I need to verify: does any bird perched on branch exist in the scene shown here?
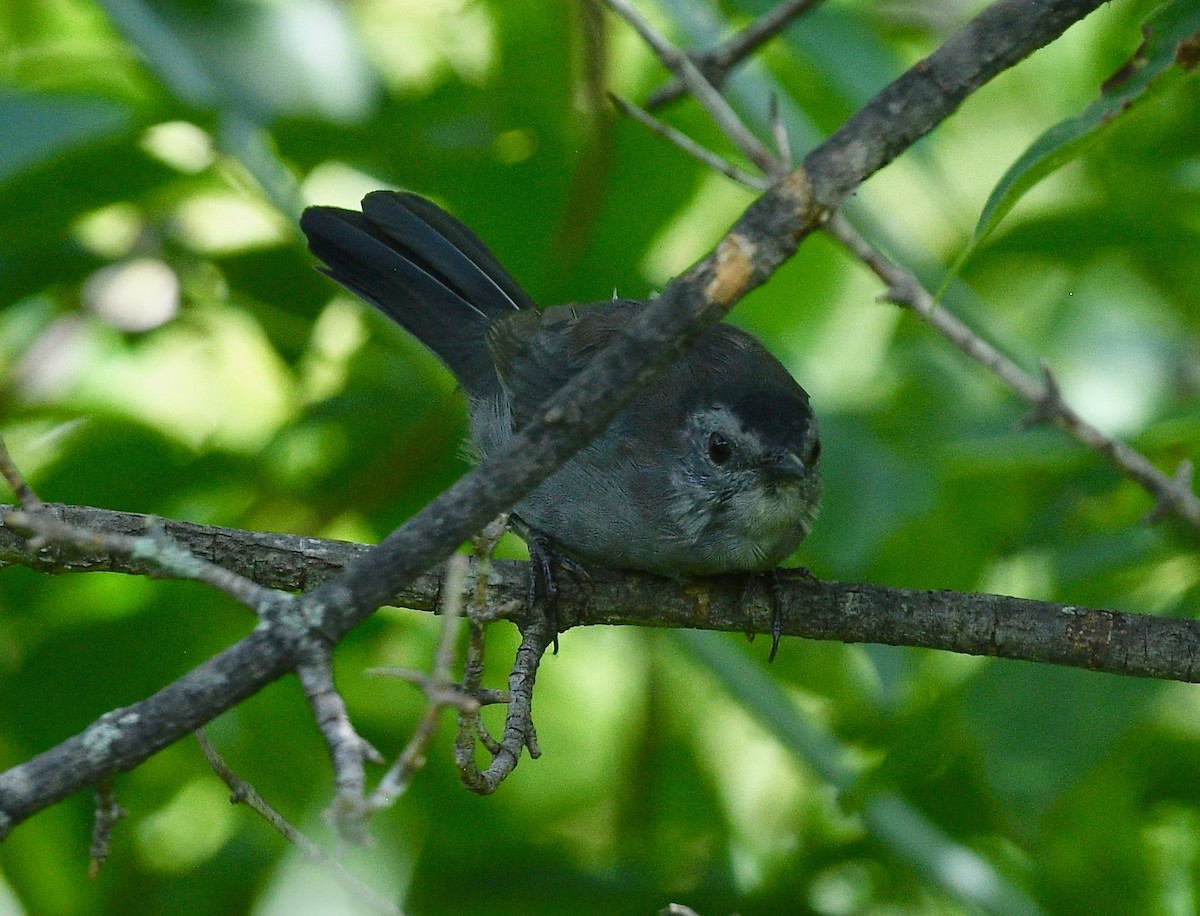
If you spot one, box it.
[300,191,821,657]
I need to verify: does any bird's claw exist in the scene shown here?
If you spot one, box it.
[742,568,811,663]
[525,532,588,654]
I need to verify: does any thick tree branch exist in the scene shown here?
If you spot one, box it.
[3,505,1197,684]
[3,505,280,610]
[0,503,368,590]
[804,0,1107,206]
[0,0,1111,837]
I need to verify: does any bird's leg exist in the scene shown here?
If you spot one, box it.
[768,571,784,663]
[742,567,818,662]
[523,529,589,655]
[526,532,560,654]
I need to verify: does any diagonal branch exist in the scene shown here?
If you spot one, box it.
[602,0,782,175]
[0,438,43,511]
[804,0,1106,206]
[608,92,769,189]
[196,732,403,916]
[646,0,826,109]
[825,213,1200,529]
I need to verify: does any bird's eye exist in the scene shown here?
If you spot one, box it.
[809,440,822,467]
[707,432,732,465]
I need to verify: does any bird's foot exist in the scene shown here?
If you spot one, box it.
[525,532,589,655]
[742,567,817,662]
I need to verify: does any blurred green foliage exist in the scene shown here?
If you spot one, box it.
[1,0,1199,913]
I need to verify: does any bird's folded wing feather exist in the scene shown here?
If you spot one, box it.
[486,300,640,429]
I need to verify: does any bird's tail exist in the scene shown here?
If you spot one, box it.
[300,191,533,396]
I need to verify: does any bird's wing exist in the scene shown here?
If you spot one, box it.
[486,300,638,429]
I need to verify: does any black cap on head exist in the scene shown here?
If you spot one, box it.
[724,384,815,452]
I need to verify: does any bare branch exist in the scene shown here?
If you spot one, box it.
[1146,460,1196,525]
[768,93,793,168]
[456,624,505,768]
[11,503,1200,682]
[0,503,370,586]
[454,517,546,793]
[609,92,769,189]
[804,0,1108,206]
[296,640,383,843]
[365,668,487,711]
[825,213,1200,530]
[0,437,43,511]
[459,620,549,795]
[7,499,1200,839]
[647,0,826,109]
[196,732,403,916]
[365,553,470,812]
[601,0,782,176]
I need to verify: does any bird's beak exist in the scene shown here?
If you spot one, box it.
[764,452,808,483]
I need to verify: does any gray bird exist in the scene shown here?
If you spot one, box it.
[300,192,821,652]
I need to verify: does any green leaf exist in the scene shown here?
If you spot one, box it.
[676,631,1046,915]
[967,0,1200,259]
[97,0,379,122]
[0,92,130,187]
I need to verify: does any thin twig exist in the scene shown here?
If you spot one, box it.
[297,640,383,843]
[460,621,550,795]
[602,0,782,177]
[88,779,126,878]
[768,93,793,168]
[456,514,548,793]
[824,212,1200,529]
[366,554,470,812]
[647,0,826,109]
[196,731,403,916]
[0,438,44,510]
[711,0,824,71]
[610,93,769,190]
[1145,460,1195,525]
[365,668,493,710]
[456,518,512,786]
[456,622,504,766]
[466,515,515,759]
